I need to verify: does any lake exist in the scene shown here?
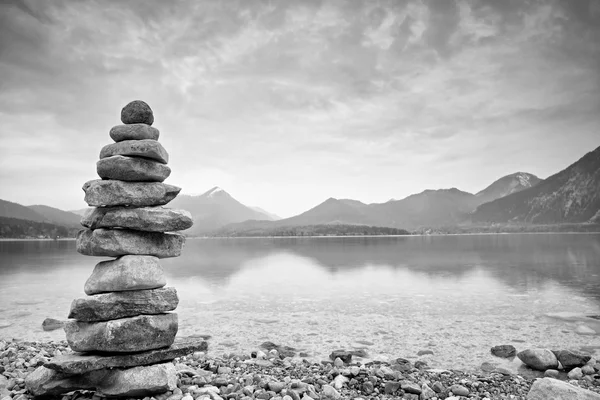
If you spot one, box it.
[1,234,600,374]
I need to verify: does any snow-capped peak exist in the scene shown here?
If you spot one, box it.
[203,186,226,197]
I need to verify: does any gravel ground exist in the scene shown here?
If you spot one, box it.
[1,339,600,400]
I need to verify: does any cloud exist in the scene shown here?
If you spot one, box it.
[0,0,599,216]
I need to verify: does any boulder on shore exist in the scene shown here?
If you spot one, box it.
[517,349,558,371]
[83,180,180,207]
[100,140,168,164]
[527,377,600,399]
[65,313,178,353]
[76,229,185,258]
[554,349,592,370]
[97,155,171,182]
[110,124,159,142]
[85,255,166,295]
[81,206,193,232]
[69,287,179,321]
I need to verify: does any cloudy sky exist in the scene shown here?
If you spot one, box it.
[1,0,599,217]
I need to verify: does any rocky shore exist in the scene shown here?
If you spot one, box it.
[2,338,600,400]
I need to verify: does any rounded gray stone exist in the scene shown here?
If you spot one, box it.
[121,100,154,125]
[110,124,159,142]
[517,349,558,371]
[85,255,166,295]
[97,155,171,182]
[65,313,178,353]
[81,206,193,232]
[100,140,169,164]
[76,228,185,258]
[83,180,180,207]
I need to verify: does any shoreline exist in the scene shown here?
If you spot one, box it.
[2,338,600,400]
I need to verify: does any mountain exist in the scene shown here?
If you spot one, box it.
[250,206,281,221]
[475,172,542,205]
[70,208,92,217]
[471,146,600,224]
[0,199,47,222]
[168,187,276,235]
[28,205,81,227]
[281,198,372,226]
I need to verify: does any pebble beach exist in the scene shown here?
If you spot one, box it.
[2,337,600,400]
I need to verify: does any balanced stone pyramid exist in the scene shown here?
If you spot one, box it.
[25,101,206,397]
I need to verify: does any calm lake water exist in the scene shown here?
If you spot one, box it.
[1,234,600,373]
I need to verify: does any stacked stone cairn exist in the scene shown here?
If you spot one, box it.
[25,101,207,397]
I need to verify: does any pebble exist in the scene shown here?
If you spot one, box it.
[568,367,584,380]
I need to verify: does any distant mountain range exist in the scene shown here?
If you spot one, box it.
[0,199,81,238]
[1,145,598,237]
[471,146,600,224]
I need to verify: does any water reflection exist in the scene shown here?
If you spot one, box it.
[1,234,600,371]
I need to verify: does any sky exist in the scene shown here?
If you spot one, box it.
[1,0,599,218]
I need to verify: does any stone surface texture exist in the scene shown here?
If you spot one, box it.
[527,377,600,399]
[65,313,178,353]
[76,228,185,258]
[25,363,176,398]
[100,140,169,164]
[45,339,208,374]
[491,345,517,358]
[517,349,559,371]
[84,255,166,295]
[97,155,171,182]
[81,206,193,232]
[83,179,180,207]
[121,100,154,125]
[110,124,159,142]
[69,287,178,321]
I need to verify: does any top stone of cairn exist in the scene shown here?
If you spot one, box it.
[121,100,154,125]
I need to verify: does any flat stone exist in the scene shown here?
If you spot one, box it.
[121,100,154,125]
[77,229,185,258]
[25,363,176,398]
[85,255,166,295]
[527,377,600,399]
[45,338,208,374]
[517,349,558,371]
[97,155,171,182]
[110,124,159,142]
[81,206,193,232]
[42,318,65,331]
[555,350,592,369]
[69,287,178,321]
[65,313,178,353]
[491,344,517,358]
[83,180,180,207]
[100,140,168,164]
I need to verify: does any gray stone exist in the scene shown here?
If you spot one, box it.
[555,350,592,369]
[83,179,179,207]
[96,362,177,397]
[46,338,207,374]
[25,363,176,398]
[450,384,469,396]
[121,100,154,125]
[401,382,422,395]
[97,155,171,182]
[69,287,178,321]
[544,369,560,378]
[517,349,559,371]
[25,366,103,397]
[77,228,185,258]
[421,383,436,399]
[491,344,517,358]
[100,140,169,164]
[110,124,159,142]
[527,377,600,399]
[42,318,65,331]
[65,313,178,353]
[81,206,193,232]
[85,255,165,295]
[568,367,584,380]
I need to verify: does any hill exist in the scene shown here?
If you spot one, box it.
[475,172,542,205]
[28,205,81,227]
[0,199,46,222]
[471,146,600,224]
